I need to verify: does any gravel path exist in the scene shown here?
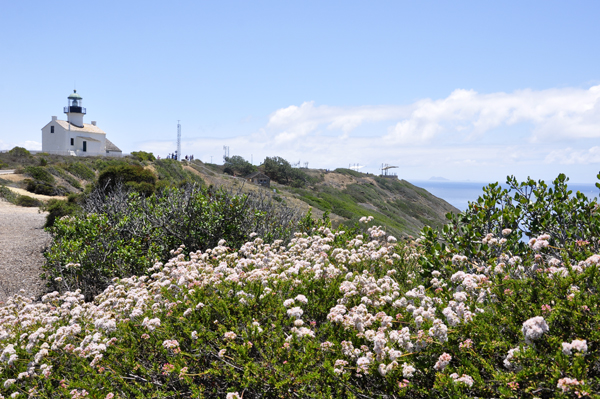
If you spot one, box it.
[0,200,50,303]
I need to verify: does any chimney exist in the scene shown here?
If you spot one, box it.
[91,121,97,126]
[52,116,57,121]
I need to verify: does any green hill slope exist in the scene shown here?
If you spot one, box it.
[0,149,458,237]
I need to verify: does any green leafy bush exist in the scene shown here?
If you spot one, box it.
[8,146,30,157]
[14,194,41,207]
[131,151,157,162]
[97,164,157,195]
[223,155,256,176]
[44,184,304,300]
[263,156,309,188]
[67,162,96,181]
[42,194,82,227]
[419,173,600,276]
[0,185,18,203]
[24,179,60,196]
[24,165,55,184]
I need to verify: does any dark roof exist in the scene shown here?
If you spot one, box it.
[245,171,269,180]
[105,138,122,152]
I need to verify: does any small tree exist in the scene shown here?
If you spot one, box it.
[262,156,308,187]
[223,155,256,176]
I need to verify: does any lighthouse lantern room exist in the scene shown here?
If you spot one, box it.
[64,90,86,127]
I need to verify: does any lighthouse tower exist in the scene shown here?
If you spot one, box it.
[64,90,86,127]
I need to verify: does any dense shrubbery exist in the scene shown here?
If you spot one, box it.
[7,146,30,157]
[131,151,156,162]
[223,155,256,177]
[263,156,311,188]
[42,194,82,228]
[44,184,304,300]
[24,166,55,184]
[97,164,157,196]
[3,174,600,397]
[66,162,96,181]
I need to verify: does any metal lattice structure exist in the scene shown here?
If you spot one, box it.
[177,121,181,161]
[380,163,398,176]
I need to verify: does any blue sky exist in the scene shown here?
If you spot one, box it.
[2,1,600,183]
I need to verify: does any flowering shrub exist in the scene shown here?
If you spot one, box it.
[44,184,306,300]
[3,175,600,397]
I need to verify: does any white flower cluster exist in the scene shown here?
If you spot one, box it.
[561,339,587,355]
[450,373,474,387]
[503,347,520,369]
[433,352,452,371]
[528,234,550,251]
[557,377,582,393]
[522,316,549,344]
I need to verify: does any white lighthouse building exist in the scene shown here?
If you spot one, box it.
[41,90,122,157]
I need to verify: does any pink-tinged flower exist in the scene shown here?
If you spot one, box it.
[582,305,590,312]
[141,333,150,340]
[105,394,115,399]
[433,353,451,371]
[398,379,410,389]
[459,339,473,350]
[226,393,242,399]
[162,363,175,375]
[504,289,513,296]
[223,331,237,340]
[179,366,188,380]
[557,377,581,393]
[541,304,552,314]
[508,381,519,391]
[451,373,474,387]
[162,340,180,349]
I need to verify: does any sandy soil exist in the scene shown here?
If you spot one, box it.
[0,200,50,303]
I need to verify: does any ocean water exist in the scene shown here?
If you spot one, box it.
[412,180,599,212]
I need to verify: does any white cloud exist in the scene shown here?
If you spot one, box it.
[263,86,600,145]
[139,85,600,182]
[545,147,600,165]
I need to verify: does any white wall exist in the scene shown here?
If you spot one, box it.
[41,120,69,153]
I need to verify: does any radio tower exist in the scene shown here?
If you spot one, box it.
[177,120,181,161]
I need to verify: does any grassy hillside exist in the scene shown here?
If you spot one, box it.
[0,149,457,237]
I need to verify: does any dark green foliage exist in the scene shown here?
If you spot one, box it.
[0,186,17,203]
[131,151,156,162]
[39,158,48,166]
[0,161,7,169]
[47,166,82,190]
[419,173,600,274]
[8,146,30,157]
[15,194,41,207]
[24,179,62,196]
[262,156,308,187]
[24,166,55,184]
[44,184,304,300]
[223,155,256,176]
[42,194,82,228]
[97,164,157,195]
[66,162,96,181]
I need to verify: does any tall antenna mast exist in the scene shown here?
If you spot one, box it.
[177,120,181,161]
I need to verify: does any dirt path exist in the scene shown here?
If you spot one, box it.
[0,200,50,303]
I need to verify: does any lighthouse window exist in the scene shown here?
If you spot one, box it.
[70,138,74,146]
[50,126,54,133]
